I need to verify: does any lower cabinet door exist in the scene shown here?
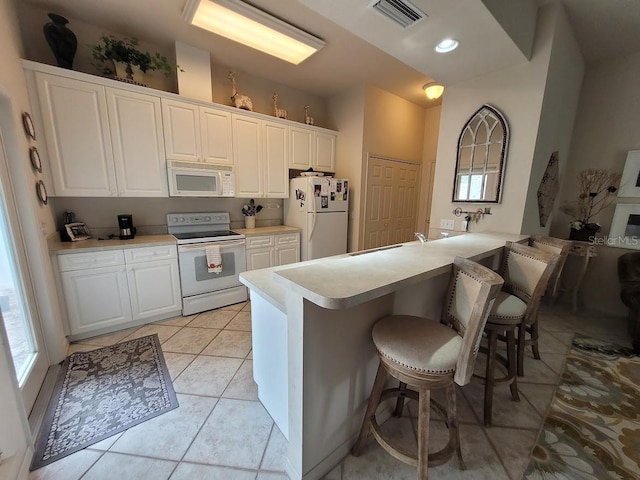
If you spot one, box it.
[246,247,274,271]
[275,245,299,266]
[61,265,131,335]
[127,259,182,320]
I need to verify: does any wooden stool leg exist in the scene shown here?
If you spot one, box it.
[484,328,498,427]
[446,384,464,470]
[394,382,407,417]
[417,388,431,480]
[352,363,387,456]
[506,328,520,402]
[531,319,541,360]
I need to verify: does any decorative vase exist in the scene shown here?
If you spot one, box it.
[245,216,255,229]
[43,13,77,69]
[113,61,145,84]
[569,227,598,242]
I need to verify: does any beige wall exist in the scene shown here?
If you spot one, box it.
[549,50,640,316]
[17,3,330,129]
[417,106,441,234]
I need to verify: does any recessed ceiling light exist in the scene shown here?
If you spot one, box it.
[435,38,459,53]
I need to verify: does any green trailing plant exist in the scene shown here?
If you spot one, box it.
[90,35,176,77]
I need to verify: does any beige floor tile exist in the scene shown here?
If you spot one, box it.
[66,343,99,355]
[183,398,273,469]
[110,394,217,460]
[484,427,539,480]
[188,309,238,329]
[519,383,557,417]
[161,327,221,354]
[121,324,181,344]
[227,311,252,331]
[28,449,103,480]
[535,330,572,354]
[80,328,138,347]
[163,352,197,380]
[539,352,567,376]
[223,301,249,312]
[242,301,252,312]
[260,424,288,472]
[518,356,560,385]
[247,349,253,359]
[82,452,176,480]
[170,463,257,480]
[154,315,195,327]
[202,330,252,358]
[173,355,243,397]
[322,464,342,480]
[223,359,259,400]
[87,432,123,451]
[462,379,542,430]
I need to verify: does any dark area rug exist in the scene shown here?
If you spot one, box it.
[523,335,640,479]
[30,334,178,470]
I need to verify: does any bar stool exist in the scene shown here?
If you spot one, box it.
[524,235,571,371]
[482,241,559,426]
[351,256,503,479]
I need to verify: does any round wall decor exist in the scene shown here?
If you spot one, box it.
[22,112,36,140]
[29,146,42,173]
[36,180,48,205]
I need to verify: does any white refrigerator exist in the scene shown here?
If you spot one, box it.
[284,176,349,261]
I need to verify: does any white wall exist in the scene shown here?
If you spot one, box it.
[417,106,441,234]
[549,50,640,316]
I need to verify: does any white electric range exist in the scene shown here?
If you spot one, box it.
[167,212,247,315]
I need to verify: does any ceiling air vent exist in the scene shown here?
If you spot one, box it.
[370,0,426,29]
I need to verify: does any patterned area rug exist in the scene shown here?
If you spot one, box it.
[523,335,640,479]
[31,334,178,470]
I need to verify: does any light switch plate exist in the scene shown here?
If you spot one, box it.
[440,219,455,229]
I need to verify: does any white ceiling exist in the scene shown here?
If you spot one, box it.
[20,0,640,107]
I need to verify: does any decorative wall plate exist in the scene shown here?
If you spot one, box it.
[36,180,48,205]
[29,146,42,173]
[22,112,36,140]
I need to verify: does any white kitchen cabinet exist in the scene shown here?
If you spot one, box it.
[35,72,117,197]
[263,120,289,198]
[33,71,168,197]
[161,98,233,165]
[57,245,182,339]
[289,125,336,173]
[106,88,168,197]
[233,113,263,197]
[245,232,300,270]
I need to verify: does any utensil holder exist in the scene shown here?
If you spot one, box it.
[245,216,255,229]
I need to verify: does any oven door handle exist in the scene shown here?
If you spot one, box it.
[178,240,246,252]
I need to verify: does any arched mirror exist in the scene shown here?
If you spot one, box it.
[453,104,509,203]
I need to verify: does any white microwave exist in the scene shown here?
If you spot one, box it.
[167,161,235,197]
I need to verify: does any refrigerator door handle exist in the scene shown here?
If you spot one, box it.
[309,211,317,240]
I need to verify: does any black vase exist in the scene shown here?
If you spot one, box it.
[569,227,597,242]
[43,13,77,69]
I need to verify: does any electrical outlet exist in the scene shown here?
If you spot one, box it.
[440,219,455,229]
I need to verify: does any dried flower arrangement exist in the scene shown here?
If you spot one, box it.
[559,168,621,234]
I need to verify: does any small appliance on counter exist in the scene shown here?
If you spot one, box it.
[60,210,91,242]
[117,214,136,240]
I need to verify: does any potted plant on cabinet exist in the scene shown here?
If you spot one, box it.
[90,35,176,85]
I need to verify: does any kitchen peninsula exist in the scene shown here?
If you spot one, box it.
[239,232,527,480]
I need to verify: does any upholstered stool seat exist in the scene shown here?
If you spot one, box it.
[352,256,504,480]
[481,241,559,427]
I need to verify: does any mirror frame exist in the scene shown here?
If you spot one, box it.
[452,104,509,204]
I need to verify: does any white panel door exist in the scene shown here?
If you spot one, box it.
[161,99,200,162]
[61,266,131,335]
[307,211,348,260]
[263,120,288,198]
[314,132,336,172]
[35,73,116,196]
[127,260,182,320]
[233,114,263,197]
[200,107,233,165]
[246,247,273,270]
[289,126,313,170]
[106,88,168,197]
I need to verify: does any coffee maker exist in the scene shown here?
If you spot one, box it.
[117,214,136,240]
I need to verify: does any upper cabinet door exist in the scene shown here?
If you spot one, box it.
[161,98,201,162]
[289,126,313,170]
[263,121,288,198]
[315,132,336,172]
[106,88,168,197]
[35,73,117,196]
[200,107,233,165]
[233,114,263,197]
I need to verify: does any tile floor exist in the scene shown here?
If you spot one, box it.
[28,301,632,480]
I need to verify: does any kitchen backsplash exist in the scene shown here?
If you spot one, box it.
[50,197,284,237]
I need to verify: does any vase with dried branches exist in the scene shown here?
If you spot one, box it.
[559,168,621,241]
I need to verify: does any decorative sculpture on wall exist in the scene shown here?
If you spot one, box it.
[537,151,560,227]
[43,13,77,69]
[304,105,314,125]
[272,93,288,119]
[227,71,253,111]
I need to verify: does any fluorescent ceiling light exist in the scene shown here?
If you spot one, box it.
[423,83,444,99]
[435,38,459,53]
[183,0,325,65]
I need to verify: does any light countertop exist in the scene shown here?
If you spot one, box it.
[49,234,177,254]
[240,232,527,311]
[235,225,301,236]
